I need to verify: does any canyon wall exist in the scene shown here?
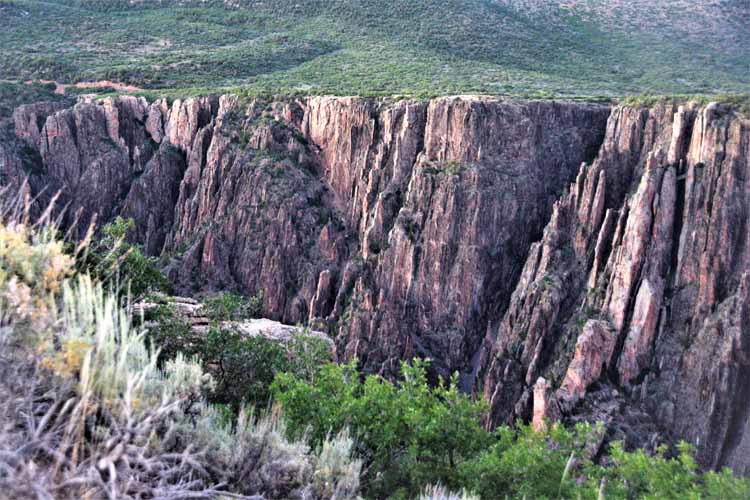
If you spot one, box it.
[302,96,608,377]
[479,102,750,474]
[1,94,748,474]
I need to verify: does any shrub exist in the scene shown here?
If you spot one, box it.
[147,305,332,410]
[1,270,221,497]
[313,428,363,499]
[272,359,493,499]
[197,406,361,499]
[419,484,479,500]
[274,358,750,500]
[78,216,171,300]
[0,217,72,331]
[203,290,263,320]
[458,422,595,499]
[0,205,361,499]
[587,441,750,500]
[203,326,294,409]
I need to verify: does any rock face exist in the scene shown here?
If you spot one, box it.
[480,102,750,474]
[1,94,749,475]
[304,96,609,377]
[558,320,617,404]
[0,93,607,373]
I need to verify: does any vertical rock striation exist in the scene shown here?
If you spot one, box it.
[2,94,748,474]
[480,102,750,474]
[1,94,609,378]
[303,96,609,377]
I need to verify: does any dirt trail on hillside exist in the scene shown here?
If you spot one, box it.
[24,79,143,94]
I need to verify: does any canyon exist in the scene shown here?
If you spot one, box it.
[1,93,748,475]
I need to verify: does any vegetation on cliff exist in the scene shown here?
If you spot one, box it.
[0,81,71,120]
[1,180,750,497]
[77,216,172,299]
[145,290,332,411]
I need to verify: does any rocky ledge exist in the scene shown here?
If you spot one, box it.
[131,295,332,347]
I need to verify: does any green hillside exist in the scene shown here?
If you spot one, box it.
[0,0,748,98]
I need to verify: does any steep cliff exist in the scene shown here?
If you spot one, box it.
[0,94,608,373]
[1,94,748,474]
[303,96,608,377]
[480,102,750,474]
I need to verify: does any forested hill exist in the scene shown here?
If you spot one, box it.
[1,0,748,98]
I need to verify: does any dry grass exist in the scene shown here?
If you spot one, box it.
[419,484,479,500]
[0,188,362,499]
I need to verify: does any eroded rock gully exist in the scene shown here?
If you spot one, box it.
[479,102,750,474]
[1,94,748,474]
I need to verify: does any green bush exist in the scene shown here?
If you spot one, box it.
[78,216,171,299]
[203,290,263,320]
[458,422,595,499]
[148,305,331,410]
[203,327,293,409]
[272,359,492,499]
[273,360,750,500]
[586,441,750,500]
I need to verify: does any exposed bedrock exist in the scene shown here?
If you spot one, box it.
[303,96,609,377]
[2,94,748,473]
[480,102,750,474]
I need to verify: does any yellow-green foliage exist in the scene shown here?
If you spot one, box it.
[0,221,73,325]
[55,275,212,408]
[0,203,362,499]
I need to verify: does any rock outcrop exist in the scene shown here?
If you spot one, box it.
[480,102,750,474]
[132,295,333,348]
[558,320,617,404]
[1,94,749,475]
[304,96,609,377]
[1,93,608,375]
